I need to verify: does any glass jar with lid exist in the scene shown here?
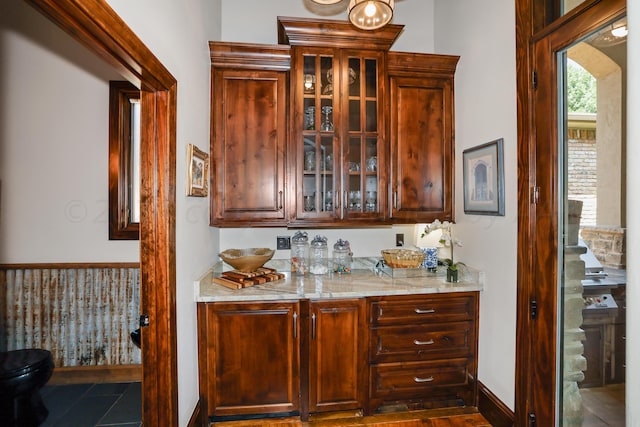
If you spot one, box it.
[291,231,309,276]
[309,235,329,275]
[332,239,352,274]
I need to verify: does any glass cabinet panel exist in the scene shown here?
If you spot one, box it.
[298,50,382,220]
[345,55,380,216]
[302,54,336,215]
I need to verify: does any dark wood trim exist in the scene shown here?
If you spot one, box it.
[277,16,404,50]
[209,42,291,71]
[477,381,515,427]
[0,262,140,269]
[187,399,203,427]
[49,364,142,385]
[22,1,178,426]
[515,0,536,425]
[109,80,141,240]
[516,0,626,425]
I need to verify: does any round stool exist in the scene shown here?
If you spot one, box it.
[0,349,54,427]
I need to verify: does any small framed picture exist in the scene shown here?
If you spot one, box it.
[186,144,209,197]
[463,138,505,216]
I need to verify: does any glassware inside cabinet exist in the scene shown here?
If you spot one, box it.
[302,135,335,214]
[301,54,335,217]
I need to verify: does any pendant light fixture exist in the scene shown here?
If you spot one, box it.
[310,0,342,3]
[348,0,394,30]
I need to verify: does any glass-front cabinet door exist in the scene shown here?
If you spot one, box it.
[300,51,337,219]
[294,48,386,224]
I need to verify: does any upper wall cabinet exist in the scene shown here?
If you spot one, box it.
[209,19,458,227]
[279,17,402,226]
[388,52,459,223]
[209,42,290,227]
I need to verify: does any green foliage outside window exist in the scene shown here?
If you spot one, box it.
[567,59,597,113]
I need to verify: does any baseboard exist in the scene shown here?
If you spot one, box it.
[49,364,142,385]
[188,399,203,427]
[477,381,515,427]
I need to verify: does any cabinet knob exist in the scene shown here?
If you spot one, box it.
[414,308,435,314]
[413,339,435,346]
[413,376,434,383]
[278,191,283,210]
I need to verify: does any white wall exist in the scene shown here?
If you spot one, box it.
[0,1,138,262]
[626,2,638,424]
[434,0,518,409]
[220,0,434,52]
[104,1,222,424]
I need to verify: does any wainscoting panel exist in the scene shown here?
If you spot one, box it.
[0,264,141,367]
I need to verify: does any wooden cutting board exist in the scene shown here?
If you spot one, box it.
[213,267,285,290]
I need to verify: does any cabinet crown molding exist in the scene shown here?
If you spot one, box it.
[277,16,403,50]
[209,41,291,70]
[387,52,460,75]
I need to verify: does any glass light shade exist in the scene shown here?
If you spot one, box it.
[310,0,343,4]
[611,25,628,38]
[348,0,394,30]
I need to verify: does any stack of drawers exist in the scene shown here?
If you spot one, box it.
[367,292,479,413]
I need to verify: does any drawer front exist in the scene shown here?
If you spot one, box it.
[370,322,474,362]
[370,359,471,398]
[369,294,477,325]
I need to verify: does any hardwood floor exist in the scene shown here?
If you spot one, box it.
[580,384,625,427]
[211,408,492,426]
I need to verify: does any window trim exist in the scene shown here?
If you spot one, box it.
[109,80,140,240]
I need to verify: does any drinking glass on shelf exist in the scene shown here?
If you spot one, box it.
[366,156,378,172]
[304,194,315,212]
[325,190,333,211]
[321,106,334,131]
[305,150,315,171]
[365,191,377,212]
[304,106,315,130]
[349,190,361,210]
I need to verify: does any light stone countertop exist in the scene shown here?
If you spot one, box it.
[194,258,484,302]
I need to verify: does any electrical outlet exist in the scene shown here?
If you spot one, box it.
[396,233,404,247]
[277,236,291,250]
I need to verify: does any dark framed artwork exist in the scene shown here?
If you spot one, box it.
[463,138,505,216]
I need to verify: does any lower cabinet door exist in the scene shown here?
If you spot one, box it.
[204,301,301,418]
[308,299,366,413]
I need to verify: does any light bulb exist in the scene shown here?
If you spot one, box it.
[611,25,627,38]
[364,1,377,17]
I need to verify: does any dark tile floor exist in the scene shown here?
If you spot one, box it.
[40,382,142,427]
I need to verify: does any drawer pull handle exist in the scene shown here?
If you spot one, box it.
[413,339,435,346]
[414,308,435,314]
[414,376,434,383]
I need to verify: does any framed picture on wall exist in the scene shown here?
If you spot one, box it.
[463,138,505,216]
[186,144,209,197]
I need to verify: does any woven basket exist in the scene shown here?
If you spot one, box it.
[381,249,425,269]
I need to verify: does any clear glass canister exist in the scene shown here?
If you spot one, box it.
[309,235,329,275]
[291,231,309,276]
[332,239,352,274]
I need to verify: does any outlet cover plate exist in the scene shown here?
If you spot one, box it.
[277,236,291,250]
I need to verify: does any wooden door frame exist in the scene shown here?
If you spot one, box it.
[24,0,178,425]
[515,0,625,425]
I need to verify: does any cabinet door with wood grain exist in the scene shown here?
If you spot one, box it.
[308,299,367,414]
[388,53,458,223]
[200,301,300,419]
[210,42,290,226]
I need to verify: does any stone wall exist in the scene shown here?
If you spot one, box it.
[580,226,626,269]
[568,129,597,226]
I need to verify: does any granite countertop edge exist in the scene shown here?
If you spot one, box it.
[194,258,484,303]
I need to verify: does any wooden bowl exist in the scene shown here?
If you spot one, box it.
[219,248,275,272]
[381,249,425,269]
